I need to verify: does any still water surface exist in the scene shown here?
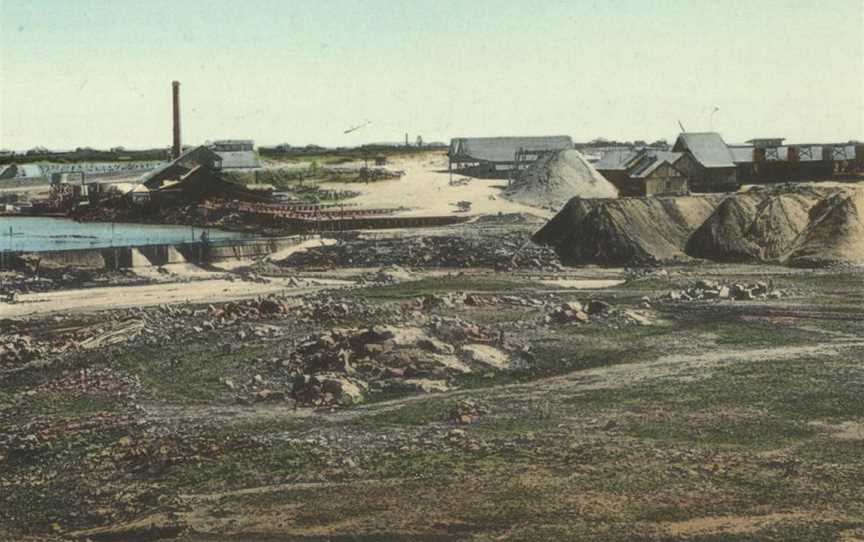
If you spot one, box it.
[0,217,249,252]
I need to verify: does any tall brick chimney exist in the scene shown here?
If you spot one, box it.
[172,81,181,159]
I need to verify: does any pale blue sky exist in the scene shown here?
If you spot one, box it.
[1,0,862,150]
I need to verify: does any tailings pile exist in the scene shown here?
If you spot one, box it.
[533,195,722,265]
[504,149,618,210]
[785,188,864,267]
[686,185,833,263]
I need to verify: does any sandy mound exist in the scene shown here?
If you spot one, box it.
[534,195,722,265]
[686,188,823,263]
[785,189,864,267]
[504,150,618,210]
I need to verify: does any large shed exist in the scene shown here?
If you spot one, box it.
[448,136,573,178]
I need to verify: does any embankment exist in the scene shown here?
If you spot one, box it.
[0,236,308,271]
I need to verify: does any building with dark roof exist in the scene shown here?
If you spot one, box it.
[155,165,270,204]
[140,145,222,190]
[595,149,695,196]
[0,164,18,180]
[448,136,573,178]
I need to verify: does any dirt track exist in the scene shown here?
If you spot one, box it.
[1,274,350,318]
[320,152,556,219]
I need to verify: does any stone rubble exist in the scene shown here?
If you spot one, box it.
[277,230,562,271]
[664,280,789,302]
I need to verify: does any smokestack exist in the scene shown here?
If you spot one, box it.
[172,81,181,159]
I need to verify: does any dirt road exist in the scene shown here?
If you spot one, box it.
[1,275,350,318]
[320,152,556,219]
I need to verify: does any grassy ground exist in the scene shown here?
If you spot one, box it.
[1,265,863,541]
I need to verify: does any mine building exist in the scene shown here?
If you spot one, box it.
[625,151,691,196]
[732,138,863,183]
[448,136,574,178]
[593,148,639,187]
[595,149,693,197]
[210,139,261,169]
[671,132,739,192]
[141,145,222,190]
[154,165,270,204]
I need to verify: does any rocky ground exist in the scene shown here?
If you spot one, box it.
[1,233,864,540]
[268,214,563,272]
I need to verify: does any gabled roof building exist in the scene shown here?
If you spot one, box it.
[672,132,738,192]
[596,149,693,196]
[448,136,573,178]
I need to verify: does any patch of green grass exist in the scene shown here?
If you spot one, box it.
[711,318,832,347]
[359,396,453,427]
[100,339,279,404]
[158,441,313,493]
[0,481,96,536]
[796,437,864,464]
[524,324,669,378]
[622,412,817,450]
[572,353,864,424]
[8,391,124,424]
[462,307,535,325]
[639,518,862,542]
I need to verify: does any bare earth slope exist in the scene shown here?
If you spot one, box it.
[785,188,864,267]
[686,187,828,263]
[504,149,618,210]
[534,195,722,265]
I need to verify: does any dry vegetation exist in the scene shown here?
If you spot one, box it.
[2,244,863,540]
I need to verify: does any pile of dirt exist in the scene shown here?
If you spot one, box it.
[504,149,618,210]
[686,186,830,263]
[534,195,722,265]
[661,279,789,302]
[785,188,864,268]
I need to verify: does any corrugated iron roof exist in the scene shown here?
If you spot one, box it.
[449,136,573,163]
[673,132,735,168]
